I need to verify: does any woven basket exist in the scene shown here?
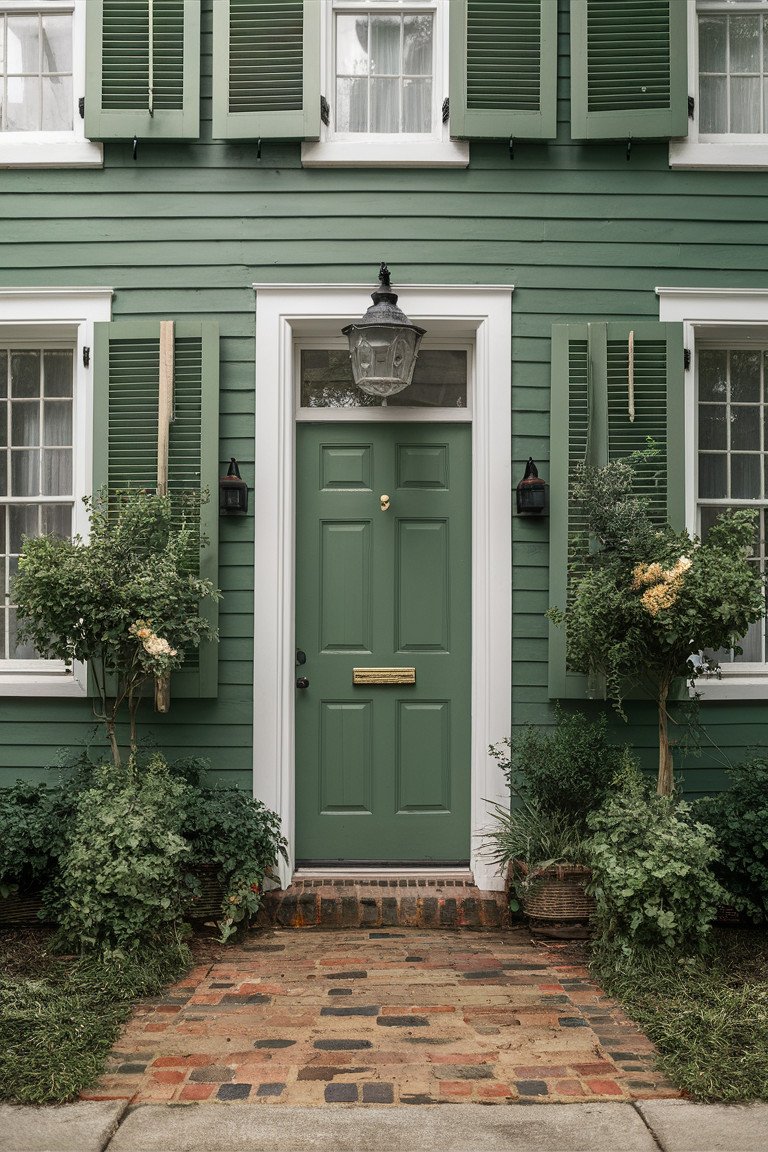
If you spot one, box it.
[0,889,47,926]
[511,861,595,923]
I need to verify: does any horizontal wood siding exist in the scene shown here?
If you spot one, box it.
[0,0,766,792]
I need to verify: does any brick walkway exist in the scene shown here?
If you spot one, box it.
[84,927,679,1106]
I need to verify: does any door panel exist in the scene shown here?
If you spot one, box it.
[295,422,471,863]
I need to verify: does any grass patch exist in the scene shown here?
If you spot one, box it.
[592,925,768,1102]
[0,926,190,1104]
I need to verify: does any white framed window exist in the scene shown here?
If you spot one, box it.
[0,287,113,695]
[670,0,768,169]
[658,286,768,697]
[0,0,102,167]
[301,0,468,168]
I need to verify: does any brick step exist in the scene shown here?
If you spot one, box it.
[257,877,510,929]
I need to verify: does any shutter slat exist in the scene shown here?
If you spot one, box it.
[449,0,557,138]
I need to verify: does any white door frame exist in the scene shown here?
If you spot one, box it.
[252,284,513,890]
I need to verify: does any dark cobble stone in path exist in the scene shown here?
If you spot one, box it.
[253,1039,295,1049]
[314,1039,373,1051]
[324,1083,359,1102]
[376,1015,429,1027]
[217,1083,251,1101]
[320,1005,379,1017]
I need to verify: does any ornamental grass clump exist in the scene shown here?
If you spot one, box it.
[549,453,765,795]
[13,489,220,768]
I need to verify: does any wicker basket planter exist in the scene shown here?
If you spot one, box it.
[510,861,595,939]
[0,888,48,926]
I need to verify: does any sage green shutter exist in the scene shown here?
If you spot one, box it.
[212,0,320,140]
[548,321,685,699]
[570,0,688,140]
[85,0,200,140]
[449,0,557,139]
[92,321,220,698]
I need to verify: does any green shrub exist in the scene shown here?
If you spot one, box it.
[46,755,191,956]
[696,758,768,923]
[0,782,54,897]
[586,768,724,958]
[490,709,625,834]
[184,787,287,942]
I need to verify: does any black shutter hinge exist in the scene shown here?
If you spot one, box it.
[442,97,449,123]
[82,346,90,368]
[688,95,695,119]
[320,95,330,126]
[684,348,691,371]
[78,96,85,119]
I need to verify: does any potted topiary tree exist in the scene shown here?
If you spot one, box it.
[548,452,765,795]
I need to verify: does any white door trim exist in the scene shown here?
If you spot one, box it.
[252,284,513,890]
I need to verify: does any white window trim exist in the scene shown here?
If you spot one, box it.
[670,0,768,170]
[0,286,113,695]
[301,0,469,168]
[658,285,768,698]
[0,0,102,168]
[253,283,512,889]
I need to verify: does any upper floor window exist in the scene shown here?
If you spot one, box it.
[670,0,768,167]
[0,0,101,166]
[301,0,468,168]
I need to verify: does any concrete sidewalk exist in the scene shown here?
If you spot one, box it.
[2,1099,768,1152]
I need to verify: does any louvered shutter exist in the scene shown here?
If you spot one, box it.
[570,0,688,140]
[212,0,320,140]
[449,0,557,139]
[85,0,200,140]
[548,321,685,699]
[92,321,220,698]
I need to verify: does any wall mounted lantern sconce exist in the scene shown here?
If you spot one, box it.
[219,458,248,516]
[516,458,547,516]
[342,262,426,399]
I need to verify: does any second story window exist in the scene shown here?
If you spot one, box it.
[698,0,768,135]
[1,7,73,132]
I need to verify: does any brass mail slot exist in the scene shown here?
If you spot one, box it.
[353,667,416,686]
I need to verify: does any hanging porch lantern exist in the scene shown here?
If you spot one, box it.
[342,263,425,399]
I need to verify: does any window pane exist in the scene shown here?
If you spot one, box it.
[6,15,39,74]
[0,351,7,399]
[370,16,400,75]
[731,453,761,497]
[371,77,399,132]
[40,503,71,538]
[0,404,5,448]
[300,348,468,409]
[731,75,761,132]
[6,74,39,131]
[699,453,727,497]
[9,503,38,552]
[731,405,761,451]
[699,15,727,73]
[700,74,728,132]
[42,73,72,130]
[11,352,39,398]
[43,350,73,397]
[43,401,72,446]
[699,349,728,400]
[42,448,72,496]
[11,402,39,447]
[403,78,431,132]
[729,14,760,74]
[0,449,6,496]
[336,76,367,132]
[699,403,728,450]
[731,350,761,401]
[8,607,37,660]
[336,15,368,75]
[11,449,39,495]
[403,14,432,74]
[41,14,71,73]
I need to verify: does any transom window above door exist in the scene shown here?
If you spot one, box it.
[296,343,470,420]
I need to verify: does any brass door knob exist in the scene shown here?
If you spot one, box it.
[380,494,390,511]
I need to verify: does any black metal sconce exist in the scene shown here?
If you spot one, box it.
[516,458,547,516]
[219,458,248,516]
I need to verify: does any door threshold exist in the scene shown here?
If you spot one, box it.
[293,866,475,881]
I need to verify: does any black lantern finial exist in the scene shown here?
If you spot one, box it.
[219,457,248,516]
[516,458,547,516]
[342,263,425,399]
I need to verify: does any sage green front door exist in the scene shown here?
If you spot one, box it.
[295,423,471,864]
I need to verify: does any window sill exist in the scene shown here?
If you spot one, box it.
[691,677,768,701]
[301,138,470,168]
[0,673,87,697]
[669,137,768,170]
[0,137,104,169]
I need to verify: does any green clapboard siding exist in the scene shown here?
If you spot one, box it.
[85,0,200,139]
[1,0,768,795]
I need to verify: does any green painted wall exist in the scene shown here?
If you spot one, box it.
[1,1,765,792]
